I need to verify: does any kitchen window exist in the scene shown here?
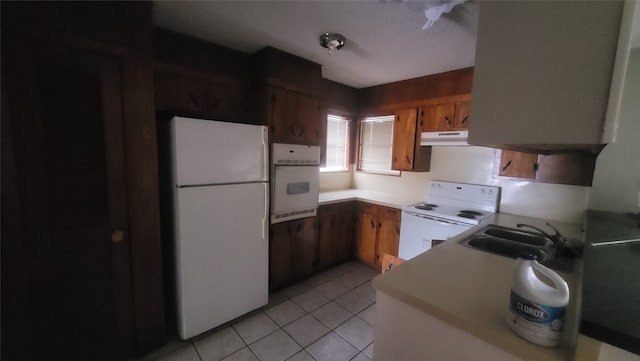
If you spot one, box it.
[358,115,399,175]
[321,114,350,172]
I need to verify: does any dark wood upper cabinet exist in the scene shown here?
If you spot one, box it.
[392,108,431,172]
[421,96,471,132]
[266,87,321,145]
[496,150,598,186]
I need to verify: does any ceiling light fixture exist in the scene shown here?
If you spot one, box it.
[319,33,345,55]
[420,0,466,30]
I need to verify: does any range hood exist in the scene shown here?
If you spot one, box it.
[420,131,469,146]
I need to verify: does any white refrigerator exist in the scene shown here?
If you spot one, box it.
[170,116,269,340]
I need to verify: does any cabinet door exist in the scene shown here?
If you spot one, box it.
[206,81,250,122]
[155,71,208,114]
[392,109,418,171]
[292,217,318,280]
[269,222,293,291]
[355,207,378,266]
[298,93,320,146]
[336,204,356,264]
[375,207,401,269]
[421,98,471,132]
[498,150,538,179]
[392,108,431,172]
[268,87,319,145]
[317,210,338,271]
[3,41,134,360]
[453,100,471,129]
[422,103,455,131]
[376,218,401,269]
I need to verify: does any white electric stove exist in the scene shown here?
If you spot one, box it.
[398,181,501,259]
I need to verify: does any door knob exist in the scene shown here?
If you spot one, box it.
[111,230,124,243]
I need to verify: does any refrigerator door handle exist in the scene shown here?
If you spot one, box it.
[261,127,269,182]
[263,182,269,240]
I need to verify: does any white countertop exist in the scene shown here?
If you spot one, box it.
[319,189,418,209]
[372,213,584,361]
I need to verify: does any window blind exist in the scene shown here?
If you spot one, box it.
[322,114,350,171]
[358,115,399,175]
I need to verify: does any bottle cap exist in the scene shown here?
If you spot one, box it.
[518,253,537,261]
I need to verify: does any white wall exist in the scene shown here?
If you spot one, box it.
[319,170,352,192]
[320,144,590,224]
[352,146,590,224]
[588,48,640,213]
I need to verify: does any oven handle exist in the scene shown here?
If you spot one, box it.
[402,210,473,227]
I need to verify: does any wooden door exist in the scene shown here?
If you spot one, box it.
[453,100,471,129]
[427,103,456,131]
[292,217,318,280]
[268,87,299,143]
[391,109,418,171]
[154,71,208,115]
[2,40,134,361]
[336,205,356,264]
[355,205,378,266]
[376,218,401,269]
[317,208,338,271]
[297,93,320,146]
[269,222,293,291]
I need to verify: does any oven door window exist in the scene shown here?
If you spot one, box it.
[287,182,310,195]
[272,165,319,214]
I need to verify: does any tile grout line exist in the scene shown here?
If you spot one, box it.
[147,261,378,361]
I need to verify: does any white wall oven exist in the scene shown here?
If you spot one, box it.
[270,143,320,223]
[398,181,501,260]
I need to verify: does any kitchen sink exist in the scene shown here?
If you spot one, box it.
[461,224,575,272]
[466,235,550,262]
[483,227,548,246]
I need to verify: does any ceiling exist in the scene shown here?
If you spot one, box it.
[152,1,479,89]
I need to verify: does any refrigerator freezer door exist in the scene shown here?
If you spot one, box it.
[174,182,269,340]
[171,117,268,186]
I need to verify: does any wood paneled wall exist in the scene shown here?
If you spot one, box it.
[358,67,474,113]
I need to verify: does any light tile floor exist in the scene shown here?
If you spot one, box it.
[140,261,379,361]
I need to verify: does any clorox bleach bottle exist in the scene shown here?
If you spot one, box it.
[507,254,569,347]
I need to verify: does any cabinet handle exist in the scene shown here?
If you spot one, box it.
[378,222,382,228]
[405,155,411,165]
[444,116,451,125]
[502,160,512,171]
[395,226,400,235]
[533,163,540,172]
[299,127,305,137]
[370,219,375,228]
[461,115,469,125]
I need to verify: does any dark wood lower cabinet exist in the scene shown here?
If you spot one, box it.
[355,202,402,269]
[269,203,358,291]
[269,217,318,291]
[317,203,356,271]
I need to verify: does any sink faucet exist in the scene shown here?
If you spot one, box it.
[517,223,583,257]
[516,223,565,247]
